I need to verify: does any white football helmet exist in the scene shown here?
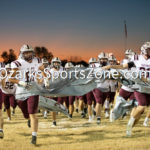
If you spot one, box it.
[51,57,61,69]
[42,58,49,68]
[20,44,34,53]
[51,57,61,64]
[125,49,133,55]
[141,42,150,55]
[75,64,84,68]
[65,62,74,69]
[109,53,113,57]
[108,55,116,61]
[98,52,108,66]
[98,52,108,60]
[20,44,34,61]
[125,49,135,60]
[42,58,49,64]
[5,63,11,69]
[88,57,97,64]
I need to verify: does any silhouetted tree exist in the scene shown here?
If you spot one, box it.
[46,52,53,63]
[67,56,82,62]
[8,49,17,63]
[77,60,88,67]
[1,51,9,64]
[34,46,53,61]
[61,59,68,67]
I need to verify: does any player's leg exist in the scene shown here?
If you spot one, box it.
[93,89,107,124]
[83,96,88,115]
[69,96,75,118]
[0,92,4,139]
[86,92,93,122]
[51,112,57,126]
[3,93,11,120]
[10,95,17,115]
[0,109,4,139]
[119,88,135,118]
[51,97,57,126]
[104,94,110,118]
[93,89,102,124]
[143,108,150,126]
[126,92,147,136]
[79,96,86,118]
[63,97,69,110]
[74,97,79,113]
[28,96,39,145]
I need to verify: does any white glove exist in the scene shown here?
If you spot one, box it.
[18,81,27,87]
[44,78,50,88]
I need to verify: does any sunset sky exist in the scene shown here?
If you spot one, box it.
[0,0,150,62]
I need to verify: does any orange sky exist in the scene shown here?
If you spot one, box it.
[0,44,126,62]
[0,0,148,63]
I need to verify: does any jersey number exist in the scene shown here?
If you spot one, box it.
[5,82,14,89]
[139,67,150,77]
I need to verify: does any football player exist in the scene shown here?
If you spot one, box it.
[1,64,16,121]
[0,62,6,138]
[110,50,136,121]
[104,55,118,118]
[87,58,97,122]
[92,52,110,124]
[49,57,63,126]
[103,42,150,136]
[64,62,75,118]
[9,44,48,145]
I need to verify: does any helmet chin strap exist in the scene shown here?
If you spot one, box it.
[24,56,33,62]
[54,65,60,70]
[100,62,107,67]
[146,49,150,59]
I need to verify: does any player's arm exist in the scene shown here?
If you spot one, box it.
[1,77,6,88]
[102,63,129,70]
[38,64,50,87]
[8,64,27,87]
[8,68,20,84]
[140,74,150,83]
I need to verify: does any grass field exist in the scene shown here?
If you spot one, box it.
[0,106,150,150]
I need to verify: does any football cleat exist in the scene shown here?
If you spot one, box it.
[0,131,4,139]
[126,117,135,137]
[75,108,79,113]
[43,111,47,119]
[88,117,93,123]
[31,135,37,145]
[143,121,149,127]
[11,109,15,115]
[28,120,31,128]
[105,111,109,118]
[81,113,86,118]
[51,121,57,127]
[97,118,101,125]
[69,114,72,119]
[7,117,11,121]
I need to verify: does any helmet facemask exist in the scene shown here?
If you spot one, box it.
[109,60,116,65]
[125,54,129,59]
[146,48,150,58]
[20,45,34,62]
[99,58,108,66]
[22,51,34,62]
[53,62,61,69]
[141,42,150,58]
